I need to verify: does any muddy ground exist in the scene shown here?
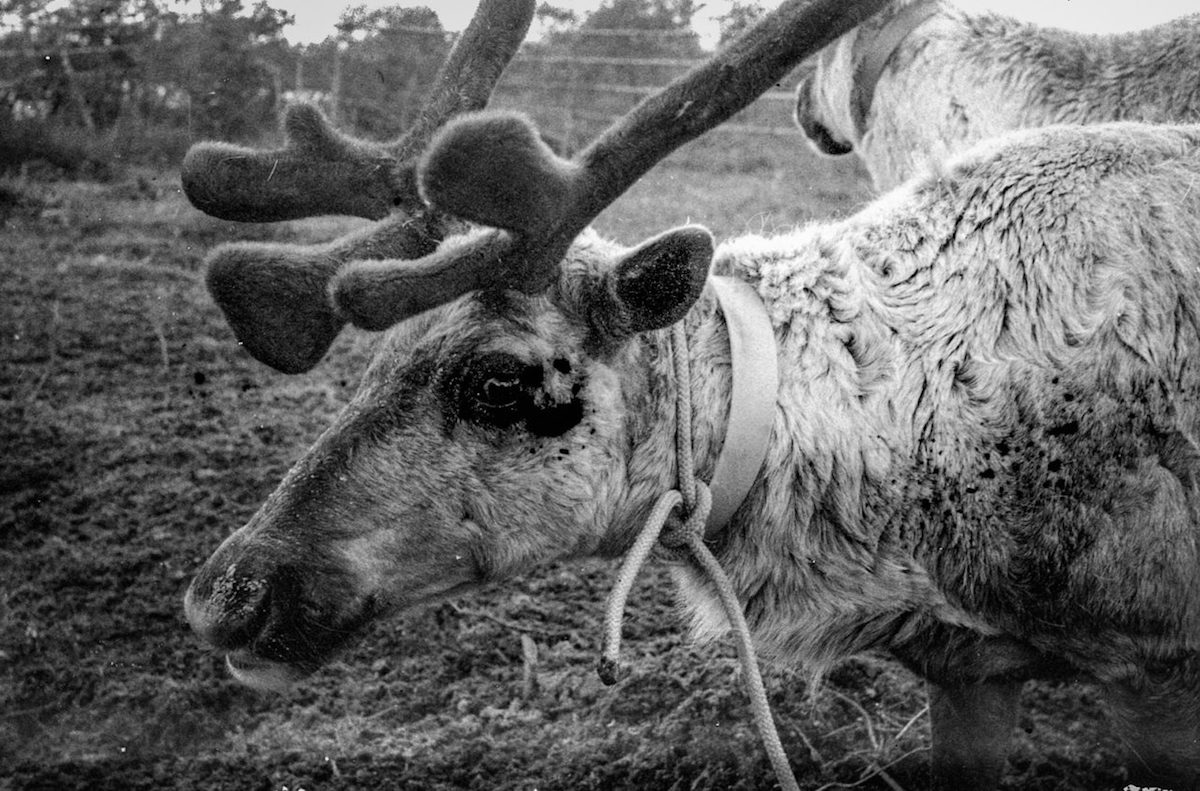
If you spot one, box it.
[1,142,1137,789]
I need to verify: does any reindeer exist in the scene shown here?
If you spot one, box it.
[182,0,1200,788]
[794,0,1200,191]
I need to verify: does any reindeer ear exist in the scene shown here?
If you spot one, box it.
[419,112,578,235]
[590,225,714,341]
[206,244,344,374]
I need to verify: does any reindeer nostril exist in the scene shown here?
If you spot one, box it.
[185,562,274,651]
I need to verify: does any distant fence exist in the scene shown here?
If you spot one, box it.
[0,24,810,148]
[491,48,805,153]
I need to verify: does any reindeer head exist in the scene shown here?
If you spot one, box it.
[793,0,938,161]
[183,0,888,690]
[794,59,857,157]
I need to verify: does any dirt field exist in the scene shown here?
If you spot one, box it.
[2,137,1134,790]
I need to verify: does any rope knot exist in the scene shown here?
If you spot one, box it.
[659,480,712,554]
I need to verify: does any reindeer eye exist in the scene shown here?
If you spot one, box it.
[448,352,532,429]
[446,352,581,436]
[480,376,520,408]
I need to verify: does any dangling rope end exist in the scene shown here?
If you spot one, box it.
[597,655,623,686]
[597,489,682,689]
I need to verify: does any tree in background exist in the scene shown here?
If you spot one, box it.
[0,0,169,130]
[0,0,292,140]
[573,0,703,58]
[154,0,293,140]
[0,0,782,176]
[326,5,449,138]
[715,1,766,48]
[511,0,702,147]
[533,2,577,33]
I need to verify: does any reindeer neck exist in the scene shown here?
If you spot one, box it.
[663,231,937,666]
[606,282,741,553]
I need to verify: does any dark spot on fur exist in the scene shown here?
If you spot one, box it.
[526,400,584,437]
[1046,421,1079,437]
[553,358,571,374]
[996,440,1011,456]
[952,358,977,390]
[1048,459,1062,473]
[980,468,996,479]
[519,364,543,388]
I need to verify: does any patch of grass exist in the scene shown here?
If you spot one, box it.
[595,134,873,244]
[0,120,120,182]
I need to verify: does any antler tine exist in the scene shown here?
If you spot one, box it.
[391,0,535,169]
[181,0,535,223]
[206,211,445,374]
[182,102,403,222]
[334,0,891,330]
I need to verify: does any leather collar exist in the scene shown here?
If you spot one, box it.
[851,0,940,137]
[704,276,779,538]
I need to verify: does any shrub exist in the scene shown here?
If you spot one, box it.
[0,119,119,181]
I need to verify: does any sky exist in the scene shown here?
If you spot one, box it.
[269,0,1200,46]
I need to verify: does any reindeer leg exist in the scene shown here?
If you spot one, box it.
[928,680,1021,791]
[1105,667,1200,791]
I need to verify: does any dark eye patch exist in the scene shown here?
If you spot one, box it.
[442,351,585,437]
[524,396,584,437]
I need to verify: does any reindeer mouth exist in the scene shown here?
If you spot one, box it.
[186,561,382,691]
[210,580,481,692]
[225,651,307,693]
[794,74,855,158]
[801,117,855,157]
[217,601,373,692]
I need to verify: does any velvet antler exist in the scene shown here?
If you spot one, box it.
[181,0,533,223]
[188,0,536,373]
[332,0,890,331]
[204,214,441,373]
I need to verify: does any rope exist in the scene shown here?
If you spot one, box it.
[679,528,798,791]
[598,324,800,791]
[597,488,681,685]
[670,324,698,511]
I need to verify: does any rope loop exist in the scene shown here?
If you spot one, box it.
[658,480,711,555]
